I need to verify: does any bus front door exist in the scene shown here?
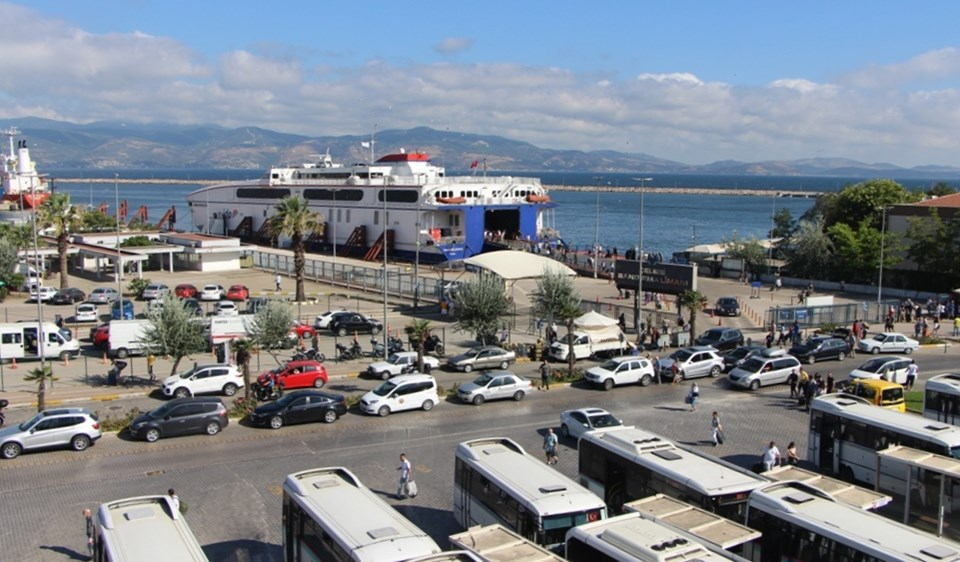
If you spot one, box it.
[819,415,839,475]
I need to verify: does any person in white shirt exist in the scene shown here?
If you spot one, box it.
[396,453,412,499]
[763,441,781,472]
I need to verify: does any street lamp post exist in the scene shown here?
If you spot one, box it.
[877,206,888,323]
[593,177,601,278]
[633,177,652,333]
[382,178,389,352]
[114,174,123,303]
[31,176,46,371]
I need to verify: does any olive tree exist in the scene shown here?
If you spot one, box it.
[530,269,582,378]
[248,300,295,365]
[451,273,512,345]
[142,293,209,376]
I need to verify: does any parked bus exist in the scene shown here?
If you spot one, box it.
[744,481,960,562]
[454,437,606,551]
[578,426,768,519]
[94,495,208,562]
[282,466,441,562]
[925,373,960,425]
[449,524,566,562]
[808,393,960,495]
[565,512,745,562]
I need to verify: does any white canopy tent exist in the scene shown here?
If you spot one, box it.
[460,250,576,280]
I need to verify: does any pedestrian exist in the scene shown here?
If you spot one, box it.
[147,353,156,380]
[787,370,799,398]
[826,372,835,394]
[618,312,626,332]
[83,508,95,559]
[275,273,282,291]
[167,488,180,513]
[671,361,681,384]
[543,428,559,464]
[762,441,781,472]
[786,441,800,465]
[954,316,960,337]
[396,453,412,499]
[540,360,550,391]
[905,361,918,390]
[711,411,723,446]
[687,383,699,411]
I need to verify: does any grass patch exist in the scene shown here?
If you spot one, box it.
[905,390,923,413]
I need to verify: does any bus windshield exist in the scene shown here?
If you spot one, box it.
[543,511,594,547]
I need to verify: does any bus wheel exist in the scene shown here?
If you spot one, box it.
[840,465,856,483]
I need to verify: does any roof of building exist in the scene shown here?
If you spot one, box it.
[912,192,960,208]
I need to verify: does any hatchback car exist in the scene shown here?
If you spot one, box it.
[585,356,656,389]
[329,313,383,336]
[258,360,328,390]
[200,284,226,301]
[694,327,744,352]
[728,349,802,391]
[74,303,99,323]
[29,286,57,303]
[88,287,119,304]
[559,408,623,440]
[214,301,239,316]
[129,397,228,442]
[161,363,244,399]
[225,284,250,301]
[789,336,850,364]
[714,297,741,317]
[140,283,169,300]
[110,298,135,320]
[849,356,915,385]
[446,346,516,373]
[367,351,440,380]
[858,332,920,355]
[90,323,110,348]
[175,284,198,299]
[656,346,724,381]
[182,298,203,317]
[359,373,438,417]
[50,287,86,305]
[456,371,532,405]
[250,390,347,429]
[0,407,102,459]
[290,321,317,339]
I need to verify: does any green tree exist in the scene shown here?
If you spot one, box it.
[676,290,708,340]
[79,208,117,232]
[24,365,58,412]
[452,273,513,345]
[771,208,795,239]
[269,196,322,302]
[0,237,21,297]
[826,220,898,283]
[722,233,767,278]
[928,181,957,197]
[905,208,960,289]
[142,293,209,376]
[802,179,920,230]
[233,338,255,400]
[37,192,82,289]
[403,319,433,374]
[530,269,582,377]
[783,216,834,279]
[248,300,296,364]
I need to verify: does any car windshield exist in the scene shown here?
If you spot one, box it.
[274,393,299,407]
[465,346,484,356]
[373,380,399,397]
[178,367,198,379]
[59,328,73,342]
[598,359,621,370]
[858,358,891,372]
[387,354,402,364]
[473,373,494,386]
[19,412,46,431]
[671,349,694,361]
[872,334,888,342]
[148,402,175,417]
[740,357,767,372]
[699,331,722,343]
[718,299,736,306]
[588,413,621,429]
[727,348,753,360]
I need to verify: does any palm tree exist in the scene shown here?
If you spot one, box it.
[269,196,322,302]
[676,289,709,341]
[23,365,58,412]
[38,193,82,289]
[404,319,433,373]
[233,338,254,400]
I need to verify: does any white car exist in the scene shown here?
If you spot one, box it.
[214,301,239,316]
[199,284,225,301]
[366,351,440,380]
[559,408,623,440]
[29,286,57,302]
[141,283,169,300]
[585,356,656,390]
[857,332,920,355]
[456,370,533,405]
[849,356,915,385]
[74,303,99,323]
[161,363,244,399]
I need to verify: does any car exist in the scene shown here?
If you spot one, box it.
[140,283,169,300]
[161,363,244,399]
[0,407,102,459]
[28,286,58,303]
[329,313,383,337]
[585,356,657,390]
[849,356,915,385]
[199,284,226,301]
[50,287,86,305]
[694,327,744,352]
[857,332,920,355]
[74,303,99,323]
[727,349,802,391]
[128,397,228,442]
[788,336,850,364]
[456,370,532,405]
[246,297,267,314]
[175,284,198,299]
[446,345,516,373]
[290,320,317,340]
[714,296,741,317]
[110,298,135,320]
[257,360,328,390]
[88,287,119,304]
[225,284,250,301]
[359,373,438,417]
[559,408,623,440]
[655,346,724,381]
[722,345,766,372]
[366,351,440,380]
[182,298,203,316]
[214,301,239,316]
[249,390,347,429]
[90,323,110,348]
[313,310,354,330]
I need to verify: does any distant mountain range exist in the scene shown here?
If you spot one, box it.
[4,117,960,178]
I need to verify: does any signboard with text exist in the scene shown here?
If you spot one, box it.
[614,260,697,296]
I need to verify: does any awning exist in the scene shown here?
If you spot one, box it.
[460,250,576,281]
[575,311,619,329]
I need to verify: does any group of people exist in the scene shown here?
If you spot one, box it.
[762,441,800,471]
[787,369,835,409]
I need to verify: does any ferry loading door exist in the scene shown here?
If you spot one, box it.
[484,209,519,240]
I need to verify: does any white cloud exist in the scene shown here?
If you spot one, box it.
[434,37,474,55]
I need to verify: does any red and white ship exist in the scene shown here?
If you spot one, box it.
[2,128,50,209]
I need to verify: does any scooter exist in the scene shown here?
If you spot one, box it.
[107,360,129,386]
[336,341,363,361]
[370,336,404,358]
[253,375,283,401]
[423,334,445,357]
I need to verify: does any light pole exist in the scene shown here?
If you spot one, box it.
[31,175,46,371]
[331,188,336,279]
[413,191,422,311]
[382,177,389,353]
[592,176,602,278]
[114,174,123,303]
[877,206,888,322]
[633,177,652,333]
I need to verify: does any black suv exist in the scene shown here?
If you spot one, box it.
[250,390,347,429]
[789,336,850,365]
[50,287,87,305]
[695,327,745,352]
[714,296,741,317]
[329,313,383,337]
[129,397,228,442]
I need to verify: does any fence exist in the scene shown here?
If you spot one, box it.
[765,300,900,330]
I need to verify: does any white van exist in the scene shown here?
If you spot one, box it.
[0,321,80,362]
[108,319,152,358]
[728,348,802,391]
[359,373,438,417]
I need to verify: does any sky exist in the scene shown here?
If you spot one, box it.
[6,1,960,167]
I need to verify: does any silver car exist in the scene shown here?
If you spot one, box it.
[446,346,516,373]
[88,287,119,304]
[655,346,724,381]
[0,407,102,459]
[141,283,169,300]
[457,371,532,405]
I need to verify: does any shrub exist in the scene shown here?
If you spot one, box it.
[228,396,257,419]
[127,277,150,297]
[96,407,142,433]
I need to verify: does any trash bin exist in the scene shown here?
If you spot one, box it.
[673,331,690,347]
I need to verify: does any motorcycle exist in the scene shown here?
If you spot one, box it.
[423,334,445,357]
[336,341,363,361]
[107,360,129,386]
[0,398,7,427]
[292,348,326,362]
[370,336,404,358]
[253,374,283,401]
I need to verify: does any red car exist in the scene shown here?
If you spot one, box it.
[290,321,317,340]
[90,323,110,348]
[226,284,250,301]
[175,284,198,299]
[258,360,328,390]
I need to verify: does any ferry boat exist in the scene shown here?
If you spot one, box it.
[186,149,555,262]
[1,128,51,211]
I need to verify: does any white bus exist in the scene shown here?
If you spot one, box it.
[283,466,442,562]
[578,426,768,519]
[94,495,208,562]
[925,373,960,425]
[454,437,607,551]
[565,512,744,562]
[744,481,960,562]
[808,393,960,495]
[449,524,566,562]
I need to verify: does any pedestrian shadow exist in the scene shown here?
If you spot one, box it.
[370,487,399,500]
[204,539,281,561]
[676,439,715,447]
[653,405,689,412]
[327,383,364,393]
[38,545,87,560]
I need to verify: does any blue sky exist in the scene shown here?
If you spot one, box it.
[9,1,960,166]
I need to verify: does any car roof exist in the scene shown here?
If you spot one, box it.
[565,407,610,416]
[192,363,235,370]
[167,396,224,404]
[284,360,324,367]
[41,407,93,416]
[389,373,435,383]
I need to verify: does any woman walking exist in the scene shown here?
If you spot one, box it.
[687,383,699,412]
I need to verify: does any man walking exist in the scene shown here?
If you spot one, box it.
[762,441,781,472]
[83,508,95,560]
[906,362,919,391]
[275,273,282,291]
[396,453,412,499]
[539,360,550,391]
[710,412,723,447]
[543,428,559,464]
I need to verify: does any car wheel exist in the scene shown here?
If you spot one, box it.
[904,347,913,355]
[378,405,391,417]
[808,356,816,365]
[71,435,91,452]
[205,421,222,436]
[422,399,434,411]
[709,366,721,378]
[371,325,381,335]
[144,428,161,443]
[423,364,432,373]
[1,442,22,459]
[323,410,338,424]
[837,352,845,361]
[463,364,473,373]
[174,387,191,399]
[313,377,325,388]
[473,395,486,406]
[59,351,71,361]
[749,379,761,391]
[337,327,347,337]
[222,383,238,396]
[640,374,652,387]
[560,424,570,438]
[513,390,525,401]
[269,416,284,430]
[499,361,509,370]
[871,347,880,355]
[380,370,391,381]
[603,378,614,391]
[116,348,129,359]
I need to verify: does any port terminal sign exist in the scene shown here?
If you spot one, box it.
[614,260,697,296]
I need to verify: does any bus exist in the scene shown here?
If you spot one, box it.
[565,512,745,562]
[282,466,442,562]
[808,393,960,495]
[924,373,960,425]
[454,437,607,551]
[94,495,208,562]
[449,524,566,562]
[743,481,960,562]
[578,426,768,519]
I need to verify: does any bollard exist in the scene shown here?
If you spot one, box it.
[10,357,17,370]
